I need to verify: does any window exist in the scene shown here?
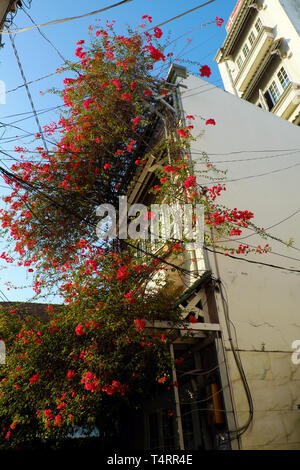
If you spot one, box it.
[268,80,281,105]
[255,18,262,33]
[236,55,243,70]
[248,31,256,46]
[264,81,281,111]
[277,67,290,90]
[242,43,250,59]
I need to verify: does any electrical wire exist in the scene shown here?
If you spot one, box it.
[21,7,67,63]
[1,0,133,34]
[215,278,254,439]
[145,1,217,33]
[8,29,48,153]
[205,246,300,273]
[213,161,300,184]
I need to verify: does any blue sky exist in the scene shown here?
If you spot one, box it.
[0,0,238,303]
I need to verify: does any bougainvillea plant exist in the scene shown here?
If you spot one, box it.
[0,16,282,448]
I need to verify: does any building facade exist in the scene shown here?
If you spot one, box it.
[215,0,300,125]
[0,0,21,46]
[140,65,300,450]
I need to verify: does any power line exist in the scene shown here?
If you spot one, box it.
[191,147,300,156]
[8,29,48,153]
[1,0,133,34]
[21,7,67,63]
[146,0,217,33]
[211,161,300,184]
[205,247,300,273]
[193,149,300,164]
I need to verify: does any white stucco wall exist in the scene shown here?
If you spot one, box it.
[177,71,300,449]
[280,0,300,37]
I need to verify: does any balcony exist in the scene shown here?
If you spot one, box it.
[221,0,263,56]
[271,81,300,121]
[234,26,275,94]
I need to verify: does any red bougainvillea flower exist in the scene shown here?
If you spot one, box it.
[146,45,165,62]
[103,163,111,170]
[134,319,147,332]
[132,116,141,128]
[66,370,76,380]
[177,129,189,138]
[124,290,135,304]
[188,314,198,323]
[121,93,132,102]
[143,89,151,97]
[158,376,166,383]
[186,115,195,120]
[76,40,85,45]
[81,372,100,392]
[164,165,174,173]
[83,99,95,110]
[142,15,152,23]
[215,17,224,27]
[175,357,184,366]
[183,175,196,189]
[153,27,163,39]
[75,324,85,336]
[44,409,53,419]
[54,415,62,427]
[206,119,216,126]
[29,374,40,385]
[230,228,242,236]
[200,65,211,78]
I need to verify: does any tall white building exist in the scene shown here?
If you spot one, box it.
[166,63,300,450]
[215,0,300,125]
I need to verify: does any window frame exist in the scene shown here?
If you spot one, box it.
[236,54,243,70]
[248,31,256,47]
[255,17,262,33]
[268,80,281,106]
[242,43,250,59]
[277,67,290,91]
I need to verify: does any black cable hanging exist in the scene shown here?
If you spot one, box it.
[7,29,49,153]
[21,7,67,64]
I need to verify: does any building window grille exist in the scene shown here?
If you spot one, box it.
[255,18,262,33]
[277,67,290,90]
[242,43,250,59]
[236,55,243,70]
[248,31,256,47]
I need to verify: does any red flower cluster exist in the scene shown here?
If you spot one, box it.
[153,27,163,39]
[81,371,100,392]
[142,15,152,23]
[183,175,196,189]
[206,119,216,126]
[29,373,40,385]
[124,290,135,304]
[200,65,211,78]
[134,319,146,332]
[145,45,165,62]
[102,380,128,396]
[215,17,224,27]
[177,129,190,139]
[66,370,76,380]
